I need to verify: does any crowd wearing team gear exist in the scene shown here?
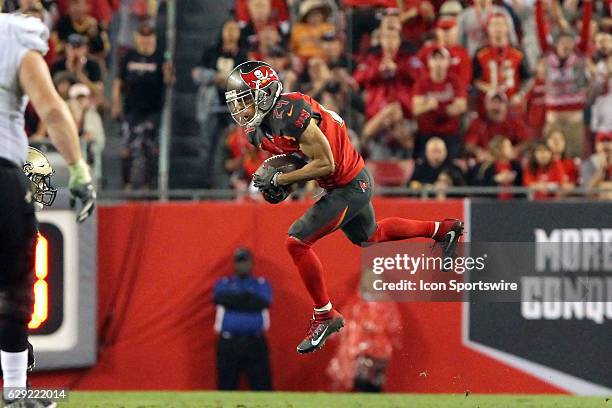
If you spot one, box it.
[198,0,612,200]
[3,0,608,197]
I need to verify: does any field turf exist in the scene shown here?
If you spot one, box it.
[59,391,611,408]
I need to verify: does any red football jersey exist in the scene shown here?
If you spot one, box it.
[412,73,467,135]
[464,113,530,148]
[247,93,365,190]
[418,43,472,86]
[473,45,530,99]
[523,160,568,199]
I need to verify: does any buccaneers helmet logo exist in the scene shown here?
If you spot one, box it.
[240,66,279,90]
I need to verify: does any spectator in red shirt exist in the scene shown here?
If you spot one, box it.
[240,0,288,53]
[523,141,571,199]
[546,128,579,185]
[235,0,290,35]
[535,0,593,158]
[247,24,283,61]
[412,46,467,159]
[56,0,119,26]
[418,16,472,86]
[464,92,531,161]
[470,135,523,199]
[472,13,532,110]
[457,0,518,57]
[581,132,612,198]
[224,126,269,190]
[353,27,420,121]
[399,0,435,46]
[362,102,413,160]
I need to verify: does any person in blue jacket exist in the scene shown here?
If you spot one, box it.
[213,247,273,390]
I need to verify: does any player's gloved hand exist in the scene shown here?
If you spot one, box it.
[262,186,289,204]
[68,159,96,223]
[253,168,281,190]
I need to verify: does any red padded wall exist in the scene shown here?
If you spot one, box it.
[31,199,563,393]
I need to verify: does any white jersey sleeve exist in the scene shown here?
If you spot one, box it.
[9,13,49,66]
[0,14,50,166]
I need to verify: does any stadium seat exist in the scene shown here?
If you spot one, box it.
[366,160,414,186]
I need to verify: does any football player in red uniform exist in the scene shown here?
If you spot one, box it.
[225,61,463,354]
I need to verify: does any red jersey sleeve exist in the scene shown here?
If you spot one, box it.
[578,0,594,52]
[535,0,550,53]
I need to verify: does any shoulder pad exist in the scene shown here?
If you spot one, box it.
[271,95,312,139]
[8,14,49,55]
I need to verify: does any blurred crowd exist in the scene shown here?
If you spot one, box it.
[7,0,172,189]
[198,0,612,199]
[8,0,612,198]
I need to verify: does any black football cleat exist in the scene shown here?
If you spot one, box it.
[433,218,464,267]
[297,310,344,354]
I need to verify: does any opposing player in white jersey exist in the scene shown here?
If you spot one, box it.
[0,5,96,407]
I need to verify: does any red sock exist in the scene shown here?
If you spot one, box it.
[286,236,330,308]
[368,218,435,242]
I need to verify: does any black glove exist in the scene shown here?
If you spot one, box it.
[253,168,281,191]
[70,182,96,223]
[262,187,289,204]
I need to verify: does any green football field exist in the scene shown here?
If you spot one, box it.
[57,391,611,408]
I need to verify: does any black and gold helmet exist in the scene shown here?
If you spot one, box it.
[23,147,57,206]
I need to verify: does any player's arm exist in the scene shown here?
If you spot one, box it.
[534,0,550,52]
[20,51,82,164]
[445,96,467,116]
[19,50,96,222]
[276,121,335,186]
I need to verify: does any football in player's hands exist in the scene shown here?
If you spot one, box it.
[253,154,307,204]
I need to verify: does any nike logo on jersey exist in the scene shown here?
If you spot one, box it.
[287,105,294,117]
[311,327,328,346]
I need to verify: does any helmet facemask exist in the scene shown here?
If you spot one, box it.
[226,89,257,127]
[29,173,57,207]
